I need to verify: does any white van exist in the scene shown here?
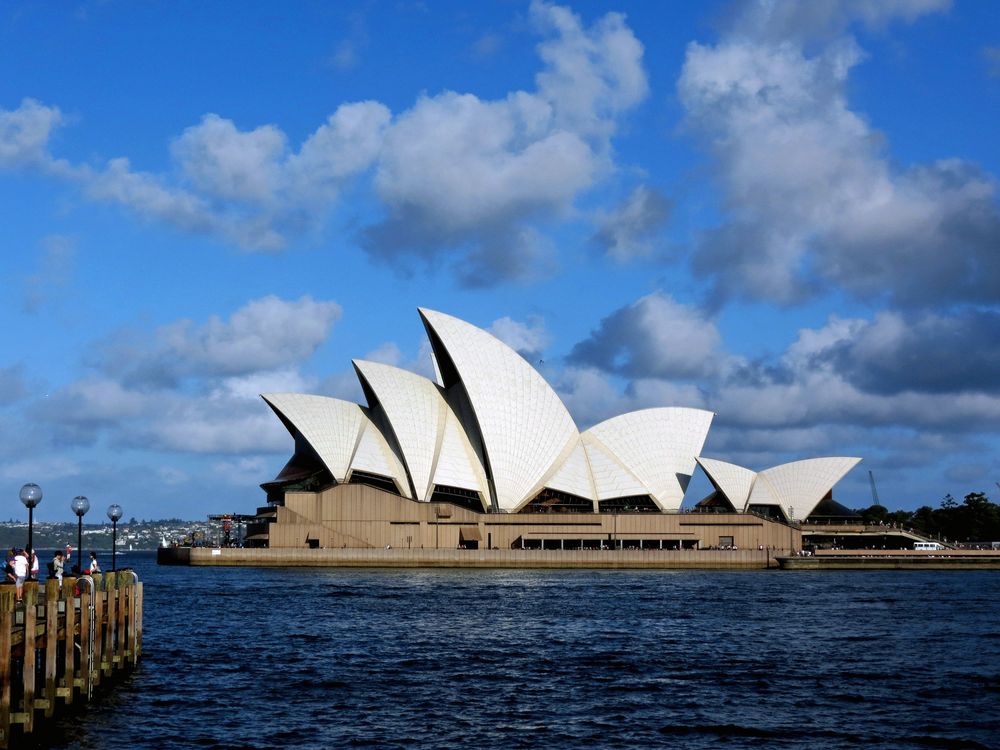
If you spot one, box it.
[914,541,944,550]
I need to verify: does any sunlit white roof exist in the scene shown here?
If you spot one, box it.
[696,457,757,511]
[262,393,365,482]
[750,457,862,522]
[541,437,597,506]
[586,407,714,510]
[581,433,650,501]
[263,310,861,518]
[419,307,580,512]
[353,359,448,501]
[348,410,411,498]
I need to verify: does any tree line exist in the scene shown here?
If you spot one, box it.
[855,492,1000,543]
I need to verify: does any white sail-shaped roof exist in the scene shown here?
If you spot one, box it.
[348,415,411,498]
[696,457,757,511]
[544,438,598,506]
[262,393,365,482]
[353,360,448,501]
[581,433,649,500]
[419,308,580,512]
[585,407,714,511]
[750,457,862,522]
[431,408,490,502]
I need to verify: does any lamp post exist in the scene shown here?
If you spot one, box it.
[19,483,42,574]
[71,496,90,573]
[107,504,123,572]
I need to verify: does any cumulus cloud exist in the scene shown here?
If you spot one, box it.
[490,315,552,358]
[592,185,672,261]
[1,3,646,284]
[822,309,1000,395]
[363,1,648,283]
[679,0,999,306]
[0,98,63,167]
[26,296,340,455]
[90,295,341,387]
[568,292,725,379]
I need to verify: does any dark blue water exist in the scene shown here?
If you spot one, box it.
[28,553,1000,749]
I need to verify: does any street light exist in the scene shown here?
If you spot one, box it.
[107,504,123,572]
[19,483,42,575]
[71,496,90,574]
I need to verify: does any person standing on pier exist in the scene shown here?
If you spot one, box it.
[52,550,66,585]
[12,549,28,603]
[28,547,39,580]
[87,552,100,574]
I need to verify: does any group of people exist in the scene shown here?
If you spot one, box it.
[5,546,101,603]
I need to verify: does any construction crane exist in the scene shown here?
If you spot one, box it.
[869,470,881,507]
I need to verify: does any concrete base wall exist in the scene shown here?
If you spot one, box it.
[159,546,780,569]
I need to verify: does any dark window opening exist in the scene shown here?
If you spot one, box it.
[429,485,487,513]
[348,470,400,495]
[747,504,787,522]
[598,495,659,513]
[522,487,594,513]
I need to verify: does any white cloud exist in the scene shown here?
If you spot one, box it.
[678,0,998,306]
[592,185,671,261]
[490,315,551,357]
[172,114,287,203]
[569,292,725,379]
[0,98,63,167]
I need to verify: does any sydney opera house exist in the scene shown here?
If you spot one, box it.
[246,308,860,552]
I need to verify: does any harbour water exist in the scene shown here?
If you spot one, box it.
[26,552,1000,749]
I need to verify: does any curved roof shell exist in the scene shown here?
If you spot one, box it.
[585,407,714,510]
[353,359,448,501]
[750,457,862,522]
[419,308,580,512]
[262,393,365,482]
[696,457,757,511]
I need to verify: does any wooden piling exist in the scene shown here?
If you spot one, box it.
[44,580,58,717]
[22,582,36,734]
[0,571,142,749]
[0,587,12,747]
[62,578,76,706]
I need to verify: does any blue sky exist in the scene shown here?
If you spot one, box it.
[2,0,998,522]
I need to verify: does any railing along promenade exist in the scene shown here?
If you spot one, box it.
[0,571,143,748]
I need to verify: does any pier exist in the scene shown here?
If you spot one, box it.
[0,572,143,748]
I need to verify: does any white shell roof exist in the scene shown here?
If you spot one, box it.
[419,308,580,512]
[353,359,448,501]
[348,413,411,498]
[696,457,757,511]
[431,407,490,501]
[585,407,714,511]
[581,433,649,500]
[263,311,863,519]
[262,393,365,482]
[543,437,598,506]
[749,457,862,521]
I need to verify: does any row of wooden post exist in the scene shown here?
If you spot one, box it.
[0,571,143,748]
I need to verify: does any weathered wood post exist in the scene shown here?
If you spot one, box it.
[79,577,93,700]
[91,575,103,687]
[0,587,13,747]
[135,578,143,661]
[21,581,37,734]
[62,577,76,706]
[44,579,59,717]
[103,573,116,677]
[116,572,127,667]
